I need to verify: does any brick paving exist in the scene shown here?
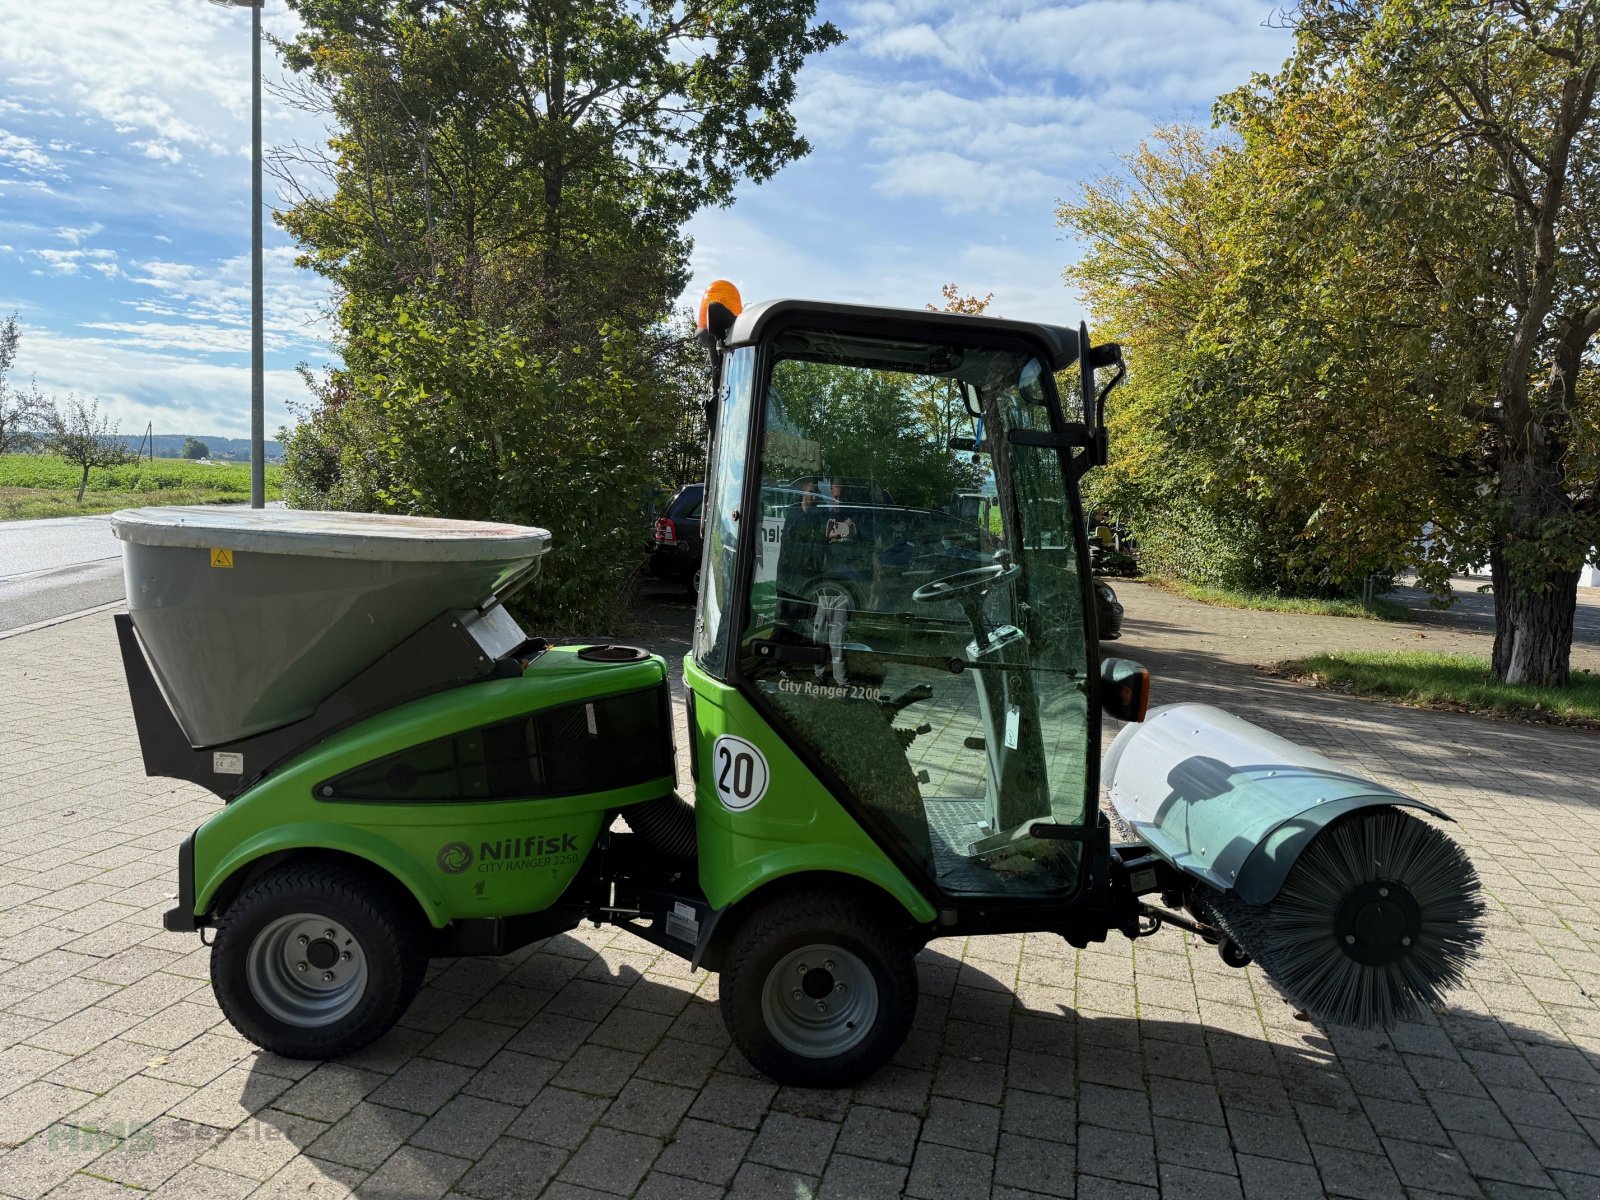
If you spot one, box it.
[0,582,1598,1198]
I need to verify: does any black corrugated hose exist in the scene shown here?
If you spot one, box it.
[621,792,698,861]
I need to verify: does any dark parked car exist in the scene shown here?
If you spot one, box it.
[1095,578,1123,640]
[644,482,704,594]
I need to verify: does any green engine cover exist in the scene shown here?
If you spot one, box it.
[686,657,936,924]
[188,647,675,927]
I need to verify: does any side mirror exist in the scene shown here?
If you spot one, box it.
[1100,656,1150,722]
[1078,325,1124,467]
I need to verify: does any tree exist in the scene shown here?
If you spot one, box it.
[1059,128,1318,593]
[0,313,49,456]
[275,0,841,339]
[1229,0,1600,686]
[181,438,210,460]
[1061,4,1600,686]
[275,0,840,627]
[44,397,128,501]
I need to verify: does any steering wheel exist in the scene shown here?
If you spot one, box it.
[911,562,1020,604]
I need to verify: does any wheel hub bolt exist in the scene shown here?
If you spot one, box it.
[824,960,835,971]
[296,962,308,972]
[324,929,336,939]
[835,983,846,994]
[1401,936,1412,947]
[792,990,802,1001]
[1344,935,1356,945]
[1378,887,1389,898]
[322,972,335,982]
[297,935,308,946]
[797,964,809,974]
[815,1001,827,1013]
[341,951,352,962]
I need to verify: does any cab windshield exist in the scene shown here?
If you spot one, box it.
[735,327,1093,898]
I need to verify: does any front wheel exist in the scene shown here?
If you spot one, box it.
[719,891,917,1086]
[210,861,426,1059]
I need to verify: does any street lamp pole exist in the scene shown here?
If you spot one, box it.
[211,0,266,508]
[250,0,263,509]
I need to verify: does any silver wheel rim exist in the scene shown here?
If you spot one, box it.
[245,913,368,1027]
[811,582,852,609]
[760,943,879,1058]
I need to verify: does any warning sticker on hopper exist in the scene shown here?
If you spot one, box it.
[210,548,234,568]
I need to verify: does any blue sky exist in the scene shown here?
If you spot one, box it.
[0,1,1293,439]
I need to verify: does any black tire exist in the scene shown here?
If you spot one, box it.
[210,861,426,1059]
[718,890,916,1086]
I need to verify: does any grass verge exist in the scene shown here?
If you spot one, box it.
[1154,577,1411,621]
[0,454,284,521]
[1270,650,1600,729]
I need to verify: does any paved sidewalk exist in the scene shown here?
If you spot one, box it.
[0,589,1597,1199]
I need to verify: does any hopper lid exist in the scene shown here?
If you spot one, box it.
[111,506,551,563]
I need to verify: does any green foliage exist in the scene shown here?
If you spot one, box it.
[1130,497,1275,594]
[1063,2,1600,684]
[283,293,687,629]
[1277,650,1600,728]
[770,360,983,509]
[180,438,209,460]
[276,0,837,628]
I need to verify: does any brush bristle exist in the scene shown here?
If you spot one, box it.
[1208,808,1483,1027]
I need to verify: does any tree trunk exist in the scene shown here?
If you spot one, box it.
[1492,556,1579,687]
[76,465,89,502]
[1491,452,1580,688]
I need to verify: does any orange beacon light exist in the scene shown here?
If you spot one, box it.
[697,280,743,338]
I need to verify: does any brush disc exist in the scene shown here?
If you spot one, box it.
[1208,808,1483,1027]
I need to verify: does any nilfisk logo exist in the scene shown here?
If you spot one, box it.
[439,833,582,876]
[437,842,474,874]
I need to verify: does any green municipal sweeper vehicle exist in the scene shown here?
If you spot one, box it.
[113,284,1483,1086]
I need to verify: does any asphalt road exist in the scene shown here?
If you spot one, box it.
[0,515,124,633]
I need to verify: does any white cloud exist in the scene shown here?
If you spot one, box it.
[0,127,58,176]
[118,246,333,356]
[134,140,184,165]
[846,0,1291,92]
[55,223,103,245]
[0,1,313,163]
[13,324,307,438]
[31,247,117,276]
[874,150,1057,214]
[779,1,1291,214]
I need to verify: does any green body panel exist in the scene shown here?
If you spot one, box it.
[685,657,937,925]
[191,648,673,927]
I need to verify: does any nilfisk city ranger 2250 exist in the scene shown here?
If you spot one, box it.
[114,283,1483,1086]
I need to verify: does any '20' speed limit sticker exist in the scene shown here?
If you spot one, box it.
[711,735,769,811]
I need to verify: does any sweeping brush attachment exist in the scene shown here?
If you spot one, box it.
[1206,807,1484,1027]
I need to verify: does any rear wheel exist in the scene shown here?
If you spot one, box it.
[719,891,916,1086]
[211,861,426,1059]
[805,578,860,613]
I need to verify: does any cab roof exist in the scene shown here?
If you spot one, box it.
[725,298,1082,371]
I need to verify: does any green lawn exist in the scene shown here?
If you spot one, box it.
[1156,578,1411,621]
[0,454,284,520]
[1273,650,1600,729]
